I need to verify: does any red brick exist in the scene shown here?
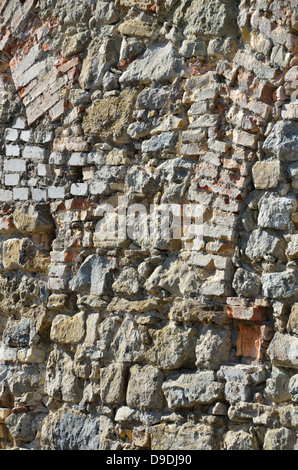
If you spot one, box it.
[226,305,269,322]
[56,56,80,75]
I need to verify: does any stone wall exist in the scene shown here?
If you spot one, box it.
[0,0,298,451]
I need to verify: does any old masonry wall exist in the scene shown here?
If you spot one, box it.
[0,0,298,450]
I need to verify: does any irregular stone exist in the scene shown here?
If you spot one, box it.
[46,349,83,403]
[263,427,296,450]
[112,267,140,295]
[144,256,198,297]
[162,370,223,409]
[120,42,185,85]
[150,422,217,450]
[195,325,231,370]
[227,402,276,425]
[263,366,291,404]
[287,304,298,335]
[232,268,261,297]
[289,374,298,403]
[79,37,120,91]
[182,0,239,38]
[146,323,196,370]
[6,364,43,397]
[245,228,284,260]
[40,408,116,450]
[141,132,177,154]
[5,412,35,442]
[82,89,138,144]
[109,316,146,363]
[223,430,260,450]
[118,18,160,40]
[286,235,298,259]
[2,319,36,349]
[168,299,229,325]
[2,237,50,272]
[50,312,85,345]
[268,333,298,369]
[263,121,298,161]
[13,203,54,233]
[126,364,164,410]
[257,192,297,230]
[252,160,281,189]
[69,255,115,296]
[100,363,127,405]
[262,271,295,299]
[279,405,298,428]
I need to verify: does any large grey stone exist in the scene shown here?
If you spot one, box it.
[268,333,298,369]
[289,374,298,403]
[126,364,164,410]
[182,0,239,38]
[232,268,261,297]
[141,132,177,154]
[263,427,296,450]
[257,192,297,230]
[263,366,291,404]
[40,409,115,450]
[146,323,196,370]
[263,121,298,161]
[195,325,231,370]
[245,228,284,260]
[2,319,36,348]
[120,42,185,85]
[262,271,295,299]
[69,255,114,296]
[162,370,223,409]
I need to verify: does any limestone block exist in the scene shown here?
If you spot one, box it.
[263,121,298,161]
[119,42,185,86]
[252,160,281,189]
[262,271,295,299]
[149,422,216,450]
[263,428,296,450]
[126,364,164,410]
[268,332,298,369]
[12,203,54,233]
[145,323,196,370]
[100,363,127,405]
[245,228,284,260]
[69,255,115,296]
[50,312,85,345]
[257,192,297,230]
[195,325,231,369]
[162,370,223,409]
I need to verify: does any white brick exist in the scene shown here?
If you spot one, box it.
[37,163,51,177]
[49,152,66,165]
[22,146,45,161]
[70,183,88,196]
[48,277,67,291]
[4,173,20,186]
[13,188,29,200]
[0,190,12,201]
[89,181,109,195]
[5,128,19,141]
[87,152,105,165]
[48,186,65,199]
[32,188,47,201]
[6,144,21,157]
[4,159,26,172]
[68,153,87,166]
[20,130,32,142]
[12,117,26,129]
